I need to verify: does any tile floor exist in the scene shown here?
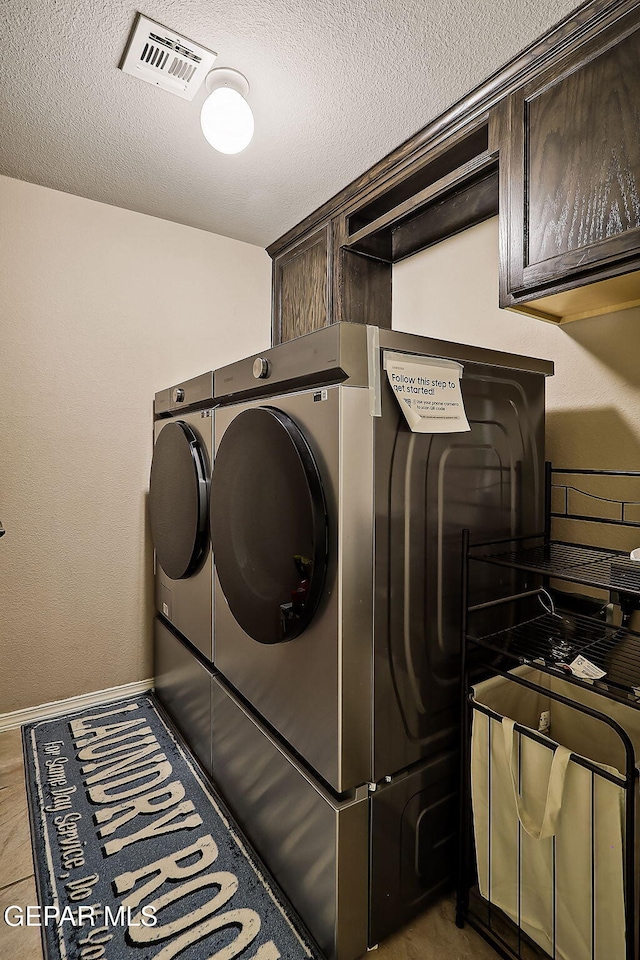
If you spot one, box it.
[0,728,44,960]
[0,726,498,960]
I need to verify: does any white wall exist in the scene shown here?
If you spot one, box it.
[0,176,271,714]
[393,217,640,553]
[393,217,640,470]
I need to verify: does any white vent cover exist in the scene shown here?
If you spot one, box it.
[121,14,217,101]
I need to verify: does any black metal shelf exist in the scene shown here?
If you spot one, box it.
[469,608,640,706]
[471,540,640,597]
[458,466,640,960]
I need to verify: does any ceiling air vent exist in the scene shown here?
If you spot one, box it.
[121,14,217,101]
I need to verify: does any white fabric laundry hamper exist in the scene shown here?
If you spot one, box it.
[471,666,640,960]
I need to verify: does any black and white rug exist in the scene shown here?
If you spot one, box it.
[23,694,322,960]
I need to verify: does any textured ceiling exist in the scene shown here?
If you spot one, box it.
[0,0,582,247]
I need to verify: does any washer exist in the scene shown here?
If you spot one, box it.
[149,372,215,660]
[208,323,553,959]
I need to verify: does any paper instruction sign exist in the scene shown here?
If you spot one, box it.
[383,351,470,433]
[569,655,606,681]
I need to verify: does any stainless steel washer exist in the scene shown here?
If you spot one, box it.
[149,372,215,661]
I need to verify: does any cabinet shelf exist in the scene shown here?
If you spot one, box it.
[343,152,498,263]
[469,609,640,706]
[471,540,640,597]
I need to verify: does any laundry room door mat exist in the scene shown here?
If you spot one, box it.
[22,694,322,960]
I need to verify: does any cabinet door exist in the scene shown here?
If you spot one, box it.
[498,9,640,313]
[272,224,331,344]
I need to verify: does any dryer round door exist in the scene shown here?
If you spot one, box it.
[210,406,328,645]
[149,420,209,580]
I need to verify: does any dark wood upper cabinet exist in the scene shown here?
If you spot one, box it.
[528,32,640,265]
[271,225,331,345]
[495,6,640,322]
[269,123,494,343]
[269,0,640,336]
[271,217,393,344]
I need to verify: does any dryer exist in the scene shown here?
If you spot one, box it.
[208,324,553,960]
[210,325,551,792]
[149,372,215,661]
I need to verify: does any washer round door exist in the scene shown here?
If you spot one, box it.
[149,420,209,580]
[210,406,328,645]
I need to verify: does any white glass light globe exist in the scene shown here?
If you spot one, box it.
[200,86,254,155]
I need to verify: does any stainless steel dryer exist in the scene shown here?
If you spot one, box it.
[150,372,215,661]
[208,324,553,960]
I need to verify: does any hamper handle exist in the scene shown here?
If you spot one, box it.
[501,718,571,840]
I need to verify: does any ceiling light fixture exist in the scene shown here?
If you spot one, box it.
[200,68,254,155]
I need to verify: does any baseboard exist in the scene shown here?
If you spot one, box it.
[0,678,155,732]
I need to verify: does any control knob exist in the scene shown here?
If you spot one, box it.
[173,388,185,403]
[253,358,270,379]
